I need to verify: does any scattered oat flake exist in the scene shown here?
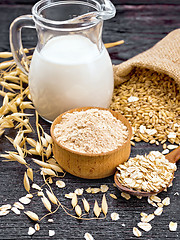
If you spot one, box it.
[26,193,33,198]
[174,192,179,196]
[150,195,161,203]
[162,197,170,206]
[136,196,142,199]
[19,196,31,205]
[109,193,117,199]
[141,214,155,223]
[169,222,177,231]
[13,202,24,210]
[32,183,42,191]
[140,212,147,217]
[154,207,163,216]
[0,204,11,211]
[48,219,54,223]
[168,132,176,139]
[38,191,44,197]
[100,185,109,193]
[122,223,125,227]
[84,232,94,240]
[111,212,119,221]
[28,227,36,236]
[137,222,152,232]
[75,188,84,195]
[11,207,20,215]
[86,187,92,193]
[65,192,74,199]
[35,223,40,231]
[56,180,65,188]
[133,227,142,237]
[157,202,164,208]
[121,192,131,200]
[91,188,101,194]
[147,198,157,207]
[0,210,10,216]
[49,230,55,237]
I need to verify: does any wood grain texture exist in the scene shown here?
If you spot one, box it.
[0,1,180,239]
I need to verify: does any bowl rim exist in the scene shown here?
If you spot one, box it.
[50,107,132,157]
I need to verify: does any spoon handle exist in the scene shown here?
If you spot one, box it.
[165,146,180,163]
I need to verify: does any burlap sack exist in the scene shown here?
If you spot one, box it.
[114,29,180,87]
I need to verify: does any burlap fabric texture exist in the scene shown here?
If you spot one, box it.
[113,29,180,87]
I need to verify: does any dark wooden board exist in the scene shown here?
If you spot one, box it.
[0,2,180,240]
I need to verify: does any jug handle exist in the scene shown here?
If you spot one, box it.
[9,15,35,75]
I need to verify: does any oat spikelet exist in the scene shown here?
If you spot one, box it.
[41,168,56,176]
[24,211,39,221]
[33,158,51,168]
[46,189,58,205]
[71,194,78,208]
[75,205,82,217]
[82,198,90,213]
[101,194,108,216]
[27,168,33,181]
[49,164,64,173]
[10,153,27,165]
[44,133,53,144]
[93,200,101,218]
[41,196,52,212]
[46,144,52,159]
[24,172,30,193]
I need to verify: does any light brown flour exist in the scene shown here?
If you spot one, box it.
[54,109,128,154]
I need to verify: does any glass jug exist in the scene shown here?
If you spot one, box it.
[10,0,116,122]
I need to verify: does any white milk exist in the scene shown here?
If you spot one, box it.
[29,35,114,122]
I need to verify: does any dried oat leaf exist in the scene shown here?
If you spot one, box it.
[82,198,90,213]
[27,168,33,181]
[71,193,78,209]
[101,194,108,216]
[46,189,58,205]
[93,200,101,218]
[75,205,82,217]
[24,211,39,221]
[24,171,30,193]
[41,196,52,212]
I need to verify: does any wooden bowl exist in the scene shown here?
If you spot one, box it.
[50,107,132,179]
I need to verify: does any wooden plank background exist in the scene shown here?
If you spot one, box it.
[0,1,179,239]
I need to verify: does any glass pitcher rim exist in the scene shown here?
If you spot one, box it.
[32,0,103,30]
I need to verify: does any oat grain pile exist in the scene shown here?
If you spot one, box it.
[110,68,180,145]
[54,109,128,154]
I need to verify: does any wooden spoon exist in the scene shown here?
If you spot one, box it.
[114,146,180,197]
